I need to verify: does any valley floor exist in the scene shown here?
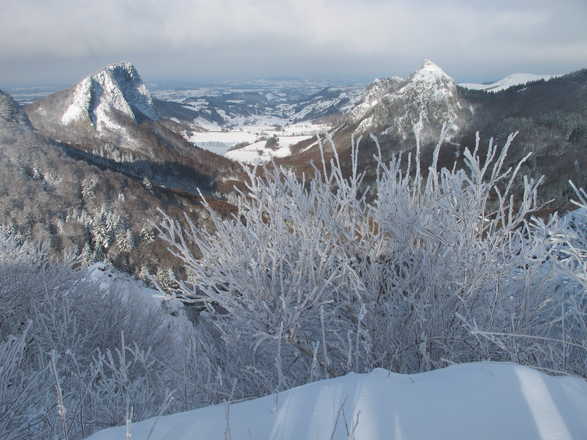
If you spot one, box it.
[183,120,329,163]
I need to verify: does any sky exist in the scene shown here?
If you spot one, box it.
[1,0,586,87]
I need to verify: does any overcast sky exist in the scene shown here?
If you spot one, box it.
[1,0,586,87]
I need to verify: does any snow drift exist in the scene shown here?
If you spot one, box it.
[86,362,587,440]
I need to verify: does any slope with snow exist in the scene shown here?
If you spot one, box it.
[350,76,404,121]
[460,73,559,93]
[87,362,587,440]
[84,262,188,324]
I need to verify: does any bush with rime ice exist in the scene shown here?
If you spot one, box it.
[158,132,587,399]
[0,234,192,439]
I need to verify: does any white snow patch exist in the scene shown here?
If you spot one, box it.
[411,59,452,83]
[61,77,92,125]
[182,121,326,158]
[85,262,165,307]
[86,362,587,440]
[192,117,222,131]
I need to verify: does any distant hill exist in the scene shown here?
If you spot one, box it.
[460,73,559,93]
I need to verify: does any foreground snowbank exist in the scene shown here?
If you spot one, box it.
[87,362,587,440]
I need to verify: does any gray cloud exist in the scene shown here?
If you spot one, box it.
[1,0,586,86]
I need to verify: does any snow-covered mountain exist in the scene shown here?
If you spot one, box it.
[350,76,404,121]
[86,362,587,440]
[349,60,472,143]
[279,65,587,210]
[26,62,163,154]
[60,62,159,130]
[25,62,170,156]
[24,63,241,195]
[460,73,559,93]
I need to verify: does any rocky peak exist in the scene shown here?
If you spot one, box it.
[350,60,468,143]
[61,62,159,131]
[410,59,453,84]
[396,59,458,105]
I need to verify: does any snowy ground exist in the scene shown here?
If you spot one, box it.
[185,121,329,162]
[225,134,313,164]
[87,362,587,440]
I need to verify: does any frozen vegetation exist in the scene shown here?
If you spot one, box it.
[1,132,586,439]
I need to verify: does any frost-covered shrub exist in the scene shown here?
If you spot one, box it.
[158,131,587,400]
[0,236,191,439]
[0,326,48,440]
[0,227,48,265]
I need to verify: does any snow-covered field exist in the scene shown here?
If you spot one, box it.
[225,134,313,164]
[87,362,587,440]
[186,130,259,155]
[185,121,328,162]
